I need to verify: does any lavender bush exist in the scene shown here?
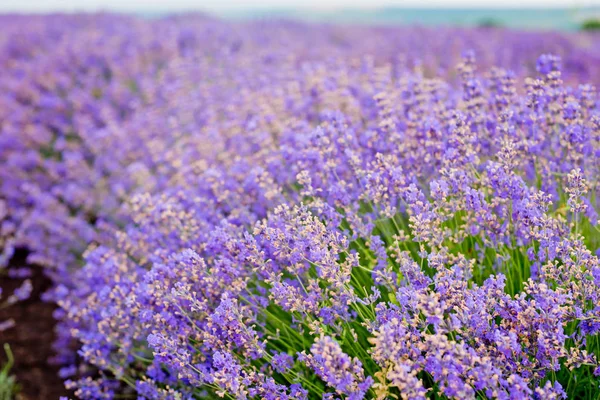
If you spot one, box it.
[1,14,600,399]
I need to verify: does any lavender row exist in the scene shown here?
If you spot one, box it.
[0,15,599,399]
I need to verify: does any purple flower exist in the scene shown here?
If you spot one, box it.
[300,336,372,399]
[536,54,562,75]
[271,351,294,374]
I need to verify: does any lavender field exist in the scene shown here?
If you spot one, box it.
[1,13,600,400]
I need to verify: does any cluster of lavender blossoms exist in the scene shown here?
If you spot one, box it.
[1,14,600,400]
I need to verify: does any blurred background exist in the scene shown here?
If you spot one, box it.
[1,0,599,31]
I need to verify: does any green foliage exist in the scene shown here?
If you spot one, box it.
[477,18,503,29]
[0,344,18,400]
[581,19,600,31]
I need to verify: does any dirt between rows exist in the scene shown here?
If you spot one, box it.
[0,249,70,399]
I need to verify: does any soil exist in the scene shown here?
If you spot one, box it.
[0,249,71,399]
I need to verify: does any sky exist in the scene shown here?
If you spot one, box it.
[0,0,598,13]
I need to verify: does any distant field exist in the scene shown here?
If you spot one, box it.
[201,7,600,31]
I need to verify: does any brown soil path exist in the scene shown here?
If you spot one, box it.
[0,249,70,399]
